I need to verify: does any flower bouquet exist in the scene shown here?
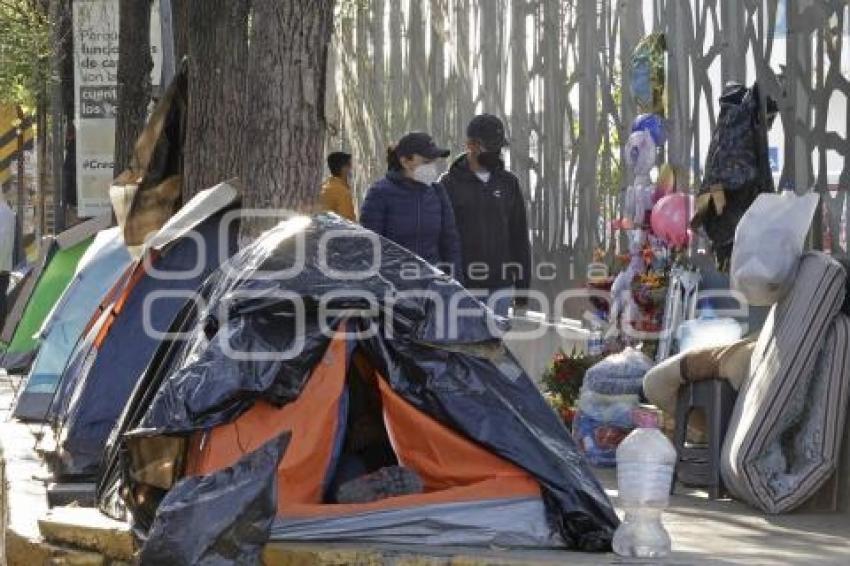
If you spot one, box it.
[541,349,600,426]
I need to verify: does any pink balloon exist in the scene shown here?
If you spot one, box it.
[650,193,694,248]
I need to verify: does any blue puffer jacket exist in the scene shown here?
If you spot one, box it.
[360,170,463,279]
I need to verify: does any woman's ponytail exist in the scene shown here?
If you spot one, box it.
[386,146,403,171]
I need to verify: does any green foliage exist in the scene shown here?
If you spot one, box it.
[0,0,50,109]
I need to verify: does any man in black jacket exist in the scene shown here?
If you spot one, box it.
[440,114,531,317]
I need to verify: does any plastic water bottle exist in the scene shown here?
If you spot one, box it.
[613,427,677,558]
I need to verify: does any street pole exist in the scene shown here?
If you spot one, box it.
[15,106,25,229]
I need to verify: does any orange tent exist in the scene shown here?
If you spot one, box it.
[186,332,542,523]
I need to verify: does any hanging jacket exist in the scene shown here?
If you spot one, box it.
[360,170,462,279]
[440,155,531,291]
[692,82,777,271]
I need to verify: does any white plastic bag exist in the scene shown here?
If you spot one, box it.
[731,191,819,306]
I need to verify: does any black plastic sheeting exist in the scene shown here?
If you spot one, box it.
[138,214,505,435]
[139,433,289,566]
[112,214,619,552]
[693,82,778,269]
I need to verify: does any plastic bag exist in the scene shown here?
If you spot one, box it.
[584,348,652,395]
[578,390,640,423]
[731,191,819,306]
[140,433,289,566]
[574,349,651,467]
[573,411,634,468]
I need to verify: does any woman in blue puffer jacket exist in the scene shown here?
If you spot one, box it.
[360,132,463,280]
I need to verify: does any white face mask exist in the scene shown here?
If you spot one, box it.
[412,162,440,185]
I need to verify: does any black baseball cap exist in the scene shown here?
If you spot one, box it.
[467,114,508,149]
[395,132,450,160]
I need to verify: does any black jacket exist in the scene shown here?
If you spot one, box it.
[440,155,531,290]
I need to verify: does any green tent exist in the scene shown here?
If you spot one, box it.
[0,215,111,372]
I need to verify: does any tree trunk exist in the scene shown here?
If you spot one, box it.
[574,0,599,268]
[388,3,406,138]
[454,0,473,143]
[429,0,447,145]
[240,0,335,239]
[407,0,427,131]
[171,0,190,64]
[510,0,529,200]
[114,0,153,176]
[183,0,249,199]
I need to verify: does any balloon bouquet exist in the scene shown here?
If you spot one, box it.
[609,114,693,353]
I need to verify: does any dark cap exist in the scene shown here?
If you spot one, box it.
[467,114,508,149]
[395,132,450,160]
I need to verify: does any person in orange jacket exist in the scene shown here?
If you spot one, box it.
[319,151,357,221]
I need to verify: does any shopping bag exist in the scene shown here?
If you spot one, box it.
[731,191,819,306]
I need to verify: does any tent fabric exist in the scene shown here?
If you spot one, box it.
[1,237,91,372]
[183,338,541,518]
[0,214,110,372]
[48,258,140,427]
[122,63,188,247]
[109,215,618,553]
[48,304,112,426]
[55,183,240,479]
[1,265,32,330]
[13,228,133,421]
[271,498,558,547]
[1,236,54,345]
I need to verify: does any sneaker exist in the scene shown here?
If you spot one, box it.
[336,466,423,504]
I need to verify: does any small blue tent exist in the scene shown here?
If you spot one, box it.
[13,227,133,421]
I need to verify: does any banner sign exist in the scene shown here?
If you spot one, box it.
[73,0,119,217]
[73,0,162,218]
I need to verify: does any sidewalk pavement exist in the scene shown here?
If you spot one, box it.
[1,372,849,565]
